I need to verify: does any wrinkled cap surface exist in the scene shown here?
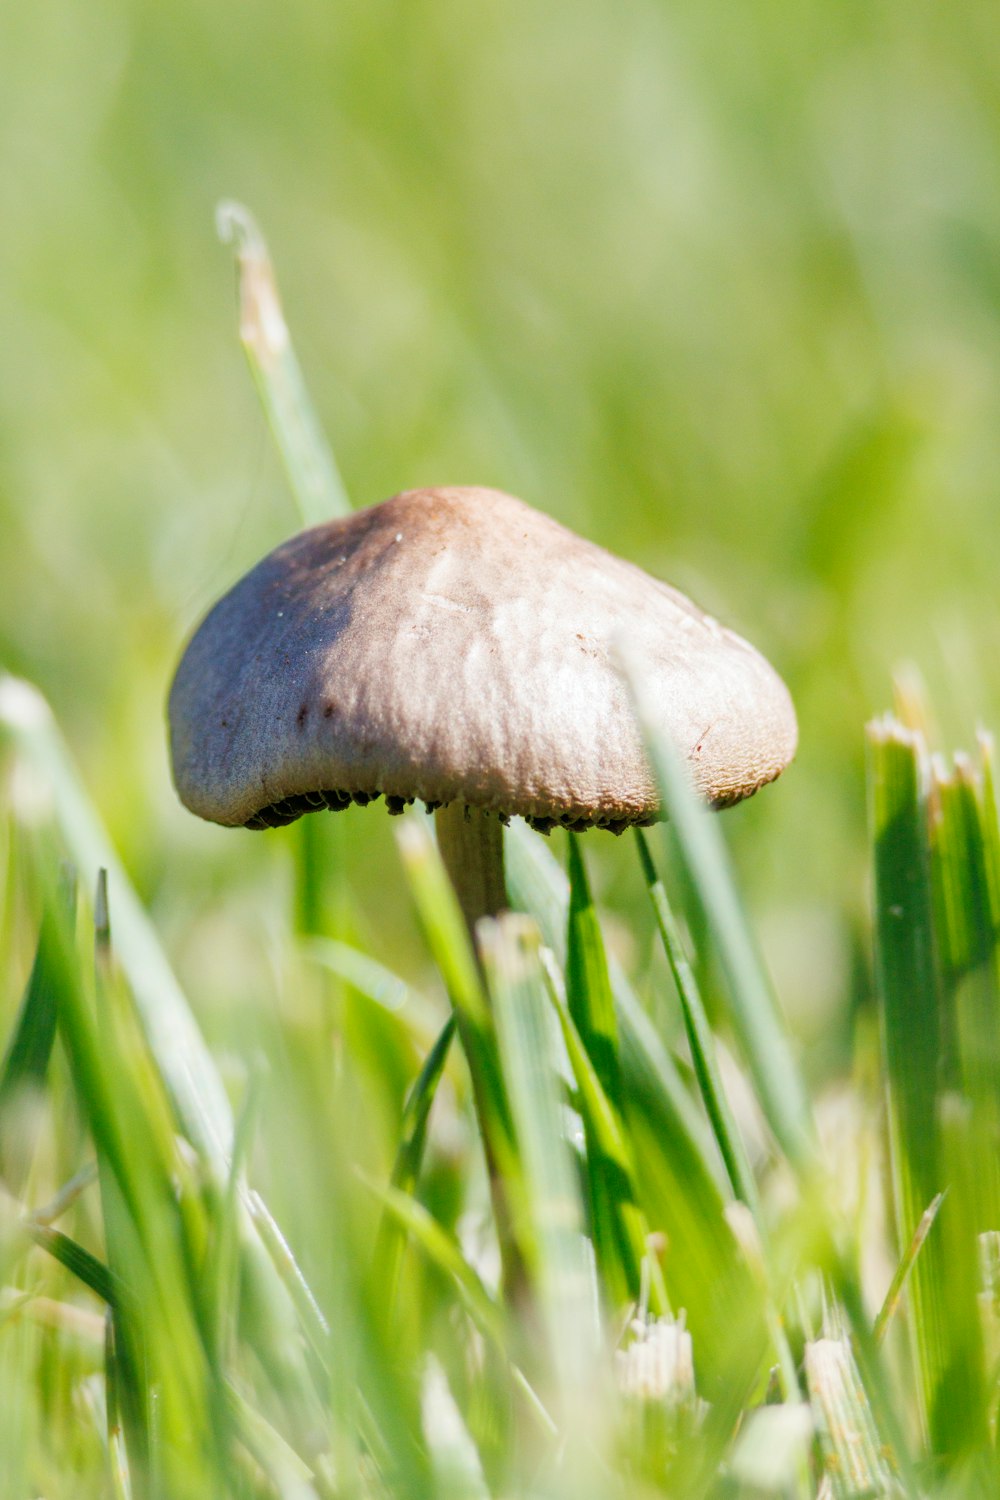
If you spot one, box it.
[168,487,797,832]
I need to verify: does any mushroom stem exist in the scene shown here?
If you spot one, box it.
[434,803,507,933]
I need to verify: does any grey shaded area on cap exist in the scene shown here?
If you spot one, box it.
[168,487,797,833]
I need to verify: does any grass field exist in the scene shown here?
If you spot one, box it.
[4,3,1000,1494]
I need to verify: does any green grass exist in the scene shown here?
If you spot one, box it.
[5,209,1000,1500]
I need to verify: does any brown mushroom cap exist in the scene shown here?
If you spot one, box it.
[168,486,797,833]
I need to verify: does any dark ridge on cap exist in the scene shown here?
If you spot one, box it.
[169,486,797,833]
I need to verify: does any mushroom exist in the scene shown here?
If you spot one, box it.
[168,486,796,929]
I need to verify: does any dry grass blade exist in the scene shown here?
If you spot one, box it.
[216,200,351,526]
[873,1191,945,1349]
[805,1333,901,1498]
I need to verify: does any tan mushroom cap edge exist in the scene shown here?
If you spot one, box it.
[168,487,797,834]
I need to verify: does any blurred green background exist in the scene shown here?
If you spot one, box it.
[3,0,1000,1066]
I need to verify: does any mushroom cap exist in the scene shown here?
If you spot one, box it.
[168,487,796,832]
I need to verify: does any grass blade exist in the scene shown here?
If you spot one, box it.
[635,832,804,1397]
[244,1190,330,1364]
[0,675,233,1169]
[635,829,758,1213]
[421,1358,491,1500]
[929,751,1000,1230]
[363,1171,557,1442]
[480,914,597,1402]
[868,717,996,1461]
[505,820,768,1396]
[105,1310,135,1500]
[30,1225,120,1306]
[389,1014,457,1202]
[622,651,815,1171]
[395,815,526,1297]
[303,934,441,1047]
[0,865,75,1192]
[224,1382,321,1500]
[376,1013,456,1303]
[565,837,622,1105]
[361,1176,500,1369]
[868,719,947,1448]
[563,839,648,1307]
[0,677,336,1441]
[505,820,719,1179]
[541,952,667,1315]
[216,200,351,526]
